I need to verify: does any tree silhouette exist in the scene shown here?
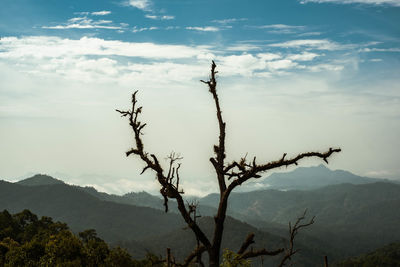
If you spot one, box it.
[117,61,341,266]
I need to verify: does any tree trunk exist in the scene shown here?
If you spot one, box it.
[208,249,219,267]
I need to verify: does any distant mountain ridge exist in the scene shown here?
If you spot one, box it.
[2,168,400,264]
[79,186,164,210]
[252,164,383,191]
[14,173,164,210]
[0,178,326,266]
[12,173,220,217]
[14,165,393,194]
[200,181,400,257]
[17,174,65,186]
[0,180,183,243]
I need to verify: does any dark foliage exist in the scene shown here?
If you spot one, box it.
[0,209,163,267]
[2,175,400,265]
[0,180,183,243]
[333,242,400,267]
[201,182,400,259]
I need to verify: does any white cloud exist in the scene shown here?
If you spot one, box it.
[132,26,158,33]
[364,170,393,178]
[42,17,122,30]
[226,44,262,52]
[95,178,159,195]
[217,54,265,76]
[0,36,211,60]
[300,0,400,6]
[212,18,248,24]
[161,15,175,20]
[94,20,113,24]
[166,26,180,30]
[74,12,89,16]
[250,24,306,34]
[298,32,323,37]
[186,26,220,32]
[216,53,300,76]
[307,63,344,72]
[0,36,315,85]
[43,25,120,30]
[257,53,282,61]
[43,24,120,30]
[2,34,399,189]
[266,59,298,70]
[269,39,347,50]
[127,0,152,11]
[0,35,352,86]
[91,11,111,16]
[361,47,400,52]
[145,14,175,20]
[254,24,305,30]
[145,14,157,19]
[287,52,320,61]
[68,17,85,23]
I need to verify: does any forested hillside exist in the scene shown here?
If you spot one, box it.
[333,242,400,267]
[0,209,162,266]
[0,180,183,242]
[2,171,400,265]
[201,182,400,257]
[0,177,329,266]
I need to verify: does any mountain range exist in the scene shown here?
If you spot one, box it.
[243,164,388,191]
[1,165,399,265]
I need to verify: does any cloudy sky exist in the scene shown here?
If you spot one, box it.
[1,0,399,196]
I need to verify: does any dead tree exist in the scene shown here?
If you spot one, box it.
[277,210,315,267]
[117,61,340,266]
[188,201,204,267]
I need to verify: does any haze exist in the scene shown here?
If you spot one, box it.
[1,0,399,195]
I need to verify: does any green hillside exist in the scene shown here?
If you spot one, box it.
[79,186,164,210]
[201,182,400,257]
[333,242,400,267]
[0,209,161,266]
[0,178,329,266]
[131,216,328,266]
[16,174,64,186]
[0,180,183,243]
[2,173,400,265]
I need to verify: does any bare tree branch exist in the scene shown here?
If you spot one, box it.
[237,233,255,255]
[118,61,340,266]
[240,247,285,260]
[225,148,341,197]
[177,245,207,267]
[278,210,315,267]
[236,232,284,261]
[201,60,227,194]
[116,92,212,250]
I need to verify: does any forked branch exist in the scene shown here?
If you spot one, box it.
[278,210,315,267]
[224,148,341,199]
[178,245,207,267]
[116,92,212,250]
[237,233,284,260]
[235,211,314,264]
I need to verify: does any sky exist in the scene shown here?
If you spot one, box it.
[0,0,399,196]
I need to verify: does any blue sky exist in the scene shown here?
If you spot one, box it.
[0,0,399,195]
